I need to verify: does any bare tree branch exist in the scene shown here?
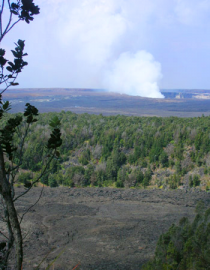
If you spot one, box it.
[5,122,31,197]
[10,122,30,173]
[0,73,19,95]
[4,18,21,36]
[22,230,30,241]
[0,230,9,240]
[0,213,6,222]
[0,0,13,41]
[20,185,44,224]
[13,150,56,202]
[0,0,5,37]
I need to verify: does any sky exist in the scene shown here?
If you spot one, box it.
[2,0,210,98]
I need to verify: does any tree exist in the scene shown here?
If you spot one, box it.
[143,167,152,187]
[159,151,169,167]
[142,206,210,270]
[0,1,62,269]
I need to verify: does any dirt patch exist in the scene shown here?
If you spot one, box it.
[10,187,210,269]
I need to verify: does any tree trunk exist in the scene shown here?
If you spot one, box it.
[0,147,23,270]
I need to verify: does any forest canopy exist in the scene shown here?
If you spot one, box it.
[3,111,210,191]
[142,204,210,270]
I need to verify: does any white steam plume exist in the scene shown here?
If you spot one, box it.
[103,51,163,98]
[20,0,164,97]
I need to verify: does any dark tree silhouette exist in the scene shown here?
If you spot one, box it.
[0,1,62,269]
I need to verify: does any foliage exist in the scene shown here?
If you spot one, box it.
[17,172,32,185]
[189,175,201,188]
[142,205,210,270]
[5,111,210,190]
[0,1,62,269]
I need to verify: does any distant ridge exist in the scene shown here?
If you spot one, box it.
[2,87,210,117]
[161,89,210,93]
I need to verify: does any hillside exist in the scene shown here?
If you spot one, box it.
[2,99,210,269]
[3,111,210,191]
[11,187,210,269]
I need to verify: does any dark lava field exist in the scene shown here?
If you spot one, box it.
[6,88,210,117]
[11,187,210,269]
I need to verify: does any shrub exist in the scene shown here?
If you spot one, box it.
[116,180,124,188]
[48,175,58,187]
[189,174,200,188]
[17,172,32,185]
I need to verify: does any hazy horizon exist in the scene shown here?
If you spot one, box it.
[2,0,210,98]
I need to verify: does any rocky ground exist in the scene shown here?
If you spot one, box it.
[7,187,210,269]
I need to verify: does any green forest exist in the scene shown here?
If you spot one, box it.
[3,110,210,191]
[143,203,210,270]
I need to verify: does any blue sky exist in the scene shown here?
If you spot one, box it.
[2,0,210,98]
